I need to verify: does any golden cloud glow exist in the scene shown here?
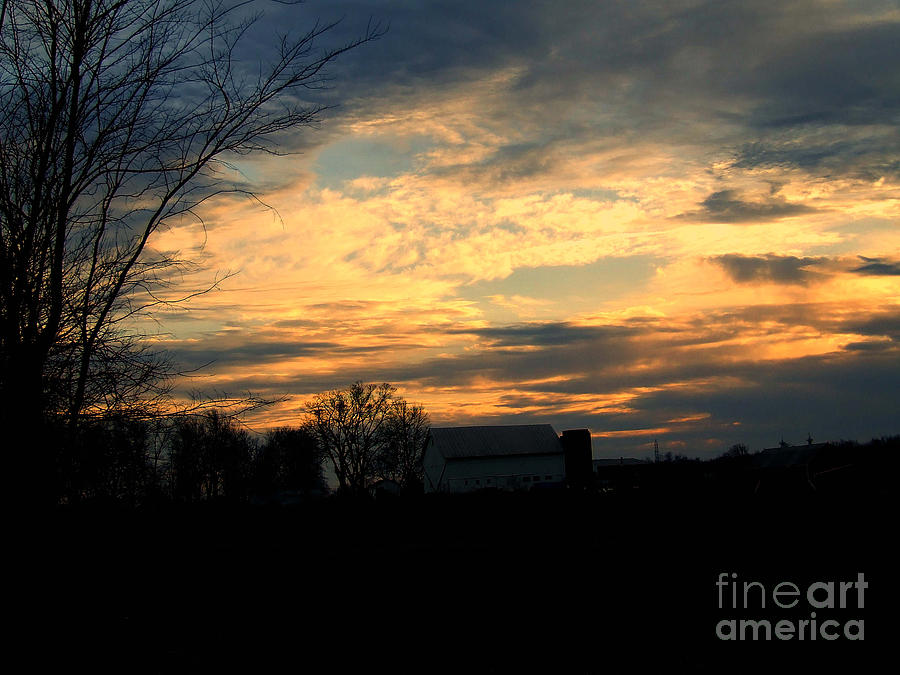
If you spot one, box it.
[140,6,900,457]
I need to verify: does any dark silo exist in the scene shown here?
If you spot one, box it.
[561,428,593,489]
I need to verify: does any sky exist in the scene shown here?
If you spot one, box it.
[148,0,899,459]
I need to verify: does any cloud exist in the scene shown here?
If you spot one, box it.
[710,254,829,285]
[448,322,637,347]
[600,348,900,456]
[843,340,894,352]
[851,256,900,276]
[680,190,818,223]
[843,312,900,341]
[139,1,900,459]
[161,295,900,460]
[240,0,900,196]
[166,337,342,371]
[732,135,900,180]
[743,19,900,130]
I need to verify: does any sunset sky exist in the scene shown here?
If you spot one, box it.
[148,0,899,459]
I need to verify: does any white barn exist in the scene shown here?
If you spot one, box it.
[423,424,567,494]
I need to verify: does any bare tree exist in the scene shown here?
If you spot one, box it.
[722,443,749,459]
[62,412,158,504]
[0,1,382,491]
[253,425,324,497]
[304,381,397,496]
[379,398,429,492]
[166,408,254,503]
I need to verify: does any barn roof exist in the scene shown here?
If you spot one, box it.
[429,424,562,460]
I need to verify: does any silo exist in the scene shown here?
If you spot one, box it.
[561,428,593,488]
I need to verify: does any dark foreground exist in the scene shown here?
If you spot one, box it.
[19,490,895,673]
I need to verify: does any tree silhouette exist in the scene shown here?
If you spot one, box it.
[378,399,430,492]
[722,443,749,459]
[304,382,429,496]
[305,382,395,495]
[61,413,159,504]
[0,0,382,499]
[253,425,325,498]
[166,409,254,503]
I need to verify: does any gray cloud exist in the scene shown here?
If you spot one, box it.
[271,318,322,328]
[232,1,900,192]
[851,256,900,276]
[710,254,828,285]
[168,338,342,370]
[843,313,900,342]
[843,341,894,352]
[743,20,900,130]
[447,322,637,347]
[591,349,900,458]
[681,190,817,223]
[431,141,562,187]
[733,136,900,180]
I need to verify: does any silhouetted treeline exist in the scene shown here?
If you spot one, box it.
[50,423,898,508]
[590,435,899,499]
[52,411,326,507]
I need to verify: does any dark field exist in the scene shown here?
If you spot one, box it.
[22,490,894,672]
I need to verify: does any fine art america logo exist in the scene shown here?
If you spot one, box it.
[716,572,867,641]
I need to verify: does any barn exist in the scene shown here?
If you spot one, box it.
[423,424,569,493]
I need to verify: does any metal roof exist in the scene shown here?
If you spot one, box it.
[429,424,563,460]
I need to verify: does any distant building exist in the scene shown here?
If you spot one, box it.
[369,478,402,499]
[752,441,829,494]
[592,457,649,491]
[755,443,827,468]
[423,424,570,494]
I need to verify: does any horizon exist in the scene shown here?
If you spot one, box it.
[139,1,897,460]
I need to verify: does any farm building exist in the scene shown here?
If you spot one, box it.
[423,424,587,493]
[751,440,829,494]
[592,457,649,491]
